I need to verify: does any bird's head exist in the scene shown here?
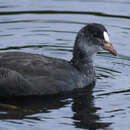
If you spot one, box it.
[74,23,118,57]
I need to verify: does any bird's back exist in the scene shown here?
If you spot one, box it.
[0,52,80,97]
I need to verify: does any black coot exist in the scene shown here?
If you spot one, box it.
[0,23,117,97]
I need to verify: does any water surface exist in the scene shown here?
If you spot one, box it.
[0,0,130,129]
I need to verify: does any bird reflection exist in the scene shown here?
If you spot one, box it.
[0,84,111,129]
[71,83,111,129]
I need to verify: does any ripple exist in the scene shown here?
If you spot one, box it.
[0,10,129,19]
[0,44,72,51]
[96,88,130,96]
[31,29,76,34]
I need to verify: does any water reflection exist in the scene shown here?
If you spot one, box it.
[0,84,111,129]
[72,87,111,129]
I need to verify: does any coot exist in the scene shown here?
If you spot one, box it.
[0,23,117,97]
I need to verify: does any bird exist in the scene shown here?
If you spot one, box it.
[0,23,117,97]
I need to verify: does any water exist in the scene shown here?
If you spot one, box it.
[0,0,130,129]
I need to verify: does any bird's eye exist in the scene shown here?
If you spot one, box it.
[93,32,105,40]
[93,33,98,37]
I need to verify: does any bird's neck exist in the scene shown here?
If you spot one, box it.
[71,47,95,76]
[70,29,96,84]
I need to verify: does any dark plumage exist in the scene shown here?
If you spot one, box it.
[0,23,117,97]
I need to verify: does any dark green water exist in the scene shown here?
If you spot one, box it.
[0,0,130,129]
